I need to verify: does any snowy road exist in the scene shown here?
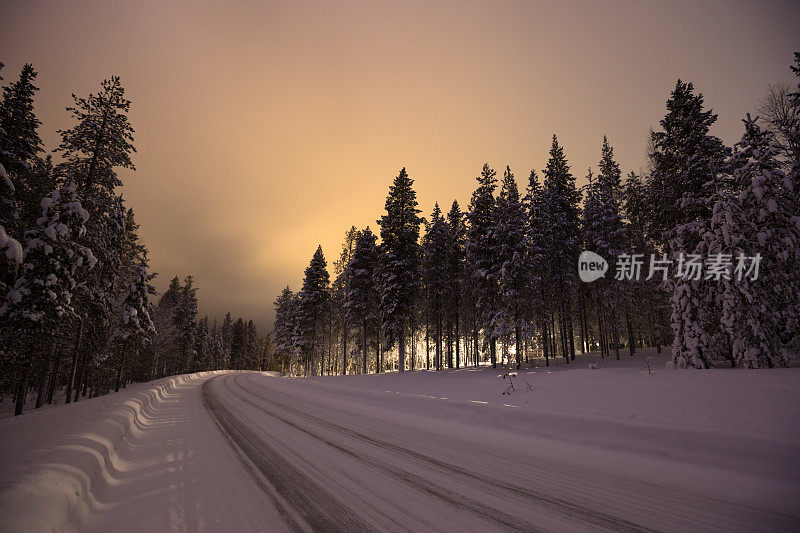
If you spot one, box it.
[2,366,799,532]
[202,372,800,532]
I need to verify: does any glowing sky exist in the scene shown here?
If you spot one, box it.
[2,0,798,331]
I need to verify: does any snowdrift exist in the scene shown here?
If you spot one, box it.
[0,372,225,532]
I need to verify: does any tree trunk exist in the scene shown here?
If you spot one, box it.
[425,312,430,370]
[612,309,620,360]
[490,337,497,368]
[435,315,441,371]
[66,316,83,405]
[36,340,56,409]
[515,324,522,369]
[455,315,460,369]
[47,353,61,404]
[542,325,550,367]
[362,322,368,374]
[626,311,636,356]
[341,314,347,376]
[473,322,479,368]
[114,339,128,392]
[398,323,405,373]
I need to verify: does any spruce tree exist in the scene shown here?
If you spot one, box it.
[1,183,95,414]
[541,136,581,363]
[274,286,299,376]
[466,164,500,367]
[172,276,198,373]
[298,246,330,376]
[707,116,800,367]
[493,166,531,368]
[446,200,466,368]
[345,228,379,374]
[0,64,43,177]
[649,81,730,368]
[523,170,551,365]
[422,203,450,370]
[378,168,422,373]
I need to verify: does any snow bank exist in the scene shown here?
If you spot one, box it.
[0,372,225,532]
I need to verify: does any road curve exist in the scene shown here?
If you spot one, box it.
[203,372,800,533]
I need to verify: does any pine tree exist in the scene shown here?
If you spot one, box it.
[466,164,500,367]
[345,227,379,374]
[523,170,551,365]
[584,138,628,359]
[1,183,96,414]
[172,276,198,373]
[707,116,800,367]
[298,246,330,376]
[111,253,156,390]
[446,200,466,369]
[541,136,581,363]
[0,64,43,177]
[378,168,422,373]
[649,81,730,368]
[422,203,450,370]
[493,166,531,368]
[55,77,136,388]
[274,286,299,376]
[333,226,357,375]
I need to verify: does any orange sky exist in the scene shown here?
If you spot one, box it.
[2,0,799,331]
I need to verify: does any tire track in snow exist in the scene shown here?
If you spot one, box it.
[202,376,376,533]
[228,373,651,532]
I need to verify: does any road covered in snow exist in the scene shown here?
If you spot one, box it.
[2,351,800,532]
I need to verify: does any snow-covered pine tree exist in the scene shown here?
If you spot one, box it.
[0,163,23,292]
[333,226,357,375]
[111,252,156,390]
[493,166,531,368]
[194,316,210,372]
[466,164,500,368]
[274,286,299,376]
[584,137,628,359]
[298,245,330,376]
[541,136,582,363]
[622,171,671,353]
[523,169,551,365]
[422,203,450,370]
[55,76,136,390]
[706,115,800,367]
[446,200,466,368]
[1,183,96,414]
[172,276,198,373]
[649,81,730,368]
[0,64,43,179]
[345,227,379,374]
[378,168,422,373]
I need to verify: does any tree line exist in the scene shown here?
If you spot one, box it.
[273,52,800,376]
[0,62,272,416]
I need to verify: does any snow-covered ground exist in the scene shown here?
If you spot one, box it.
[1,348,799,532]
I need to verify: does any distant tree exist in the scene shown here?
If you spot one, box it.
[172,276,198,373]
